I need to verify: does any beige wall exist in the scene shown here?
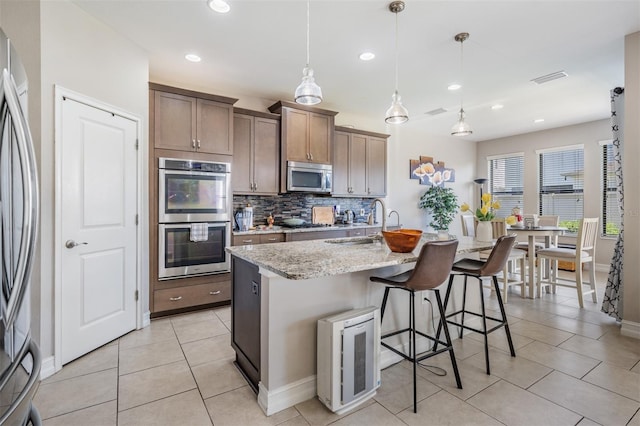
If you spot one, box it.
[623,32,639,330]
[476,119,616,267]
[1,0,150,361]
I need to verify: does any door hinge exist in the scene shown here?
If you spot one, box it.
[135,290,139,301]
[135,139,139,150]
[135,214,139,225]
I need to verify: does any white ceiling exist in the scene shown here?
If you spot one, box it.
[73,0,639,142]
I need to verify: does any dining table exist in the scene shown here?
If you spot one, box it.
[507,225,567,298]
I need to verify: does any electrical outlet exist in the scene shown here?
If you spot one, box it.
[360,209,365,217]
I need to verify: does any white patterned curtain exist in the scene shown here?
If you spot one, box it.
[602,87,624,321]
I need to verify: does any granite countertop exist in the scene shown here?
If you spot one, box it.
[226,234,494,280]
[233,223,384,236]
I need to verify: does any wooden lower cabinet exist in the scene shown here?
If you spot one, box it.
[153,277,230,313]
[232,233,285,246]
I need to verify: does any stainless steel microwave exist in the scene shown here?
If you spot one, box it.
[287,161,332,193]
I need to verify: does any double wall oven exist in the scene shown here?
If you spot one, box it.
[158,157,231,279]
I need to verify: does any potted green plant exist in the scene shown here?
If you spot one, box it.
[418,186,459,238]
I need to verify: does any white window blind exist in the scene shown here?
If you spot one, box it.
[602,143,622,237]
[489,154,523,218]
[538,147,584,232]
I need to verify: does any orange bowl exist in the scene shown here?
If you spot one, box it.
[382,229,423,253]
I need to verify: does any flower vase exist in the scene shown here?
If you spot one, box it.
[476,221,493,242]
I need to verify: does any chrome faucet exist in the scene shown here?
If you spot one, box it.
[388,210,401,228]
[370,198,387,231]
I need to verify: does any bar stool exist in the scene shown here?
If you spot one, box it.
[436,234,517,375]
[369,239,461,413]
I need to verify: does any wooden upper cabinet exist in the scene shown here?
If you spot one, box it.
[332,132,350,195]
[333,126,389,198]
[366,136,387,197]
[269,101,337,165]
[309,112,332,164]
[232,109,280,195]
[150,84,237,155]
[197,99,233,155]
[154,91,196,151]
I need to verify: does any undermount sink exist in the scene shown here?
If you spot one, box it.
[325,237,379,246]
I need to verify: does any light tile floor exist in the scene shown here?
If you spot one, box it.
[34,271,640,425]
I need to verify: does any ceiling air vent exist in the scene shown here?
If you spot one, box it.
[425,107,448,116]
[531,71,568,85]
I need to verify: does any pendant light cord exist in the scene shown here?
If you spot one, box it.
[305,0,310,67]
[394,10,399,93]
[459,38,464,111]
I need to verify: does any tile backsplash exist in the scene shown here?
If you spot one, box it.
[233,194,375,227]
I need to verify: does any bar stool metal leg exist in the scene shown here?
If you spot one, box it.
[492,276,516,356]
[434,289,462,389]
[478,277,490,375]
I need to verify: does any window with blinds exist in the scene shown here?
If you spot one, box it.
[538,147,584,233]
[488,154,524,218]
[602,143,621,237]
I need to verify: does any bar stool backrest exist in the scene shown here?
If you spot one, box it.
[477,234,517,276]
[404,240,459,291]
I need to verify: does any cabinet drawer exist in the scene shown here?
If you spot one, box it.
[233,235,260,246]
[154,280,230,312]
[260,234,285,244]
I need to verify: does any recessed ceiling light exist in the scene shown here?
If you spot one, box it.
[491,104,504,110]
[207,0,230,13]
[534,118,545,123]
[359,52,375,61]
[447,83,461,91]
[185,54,202,62]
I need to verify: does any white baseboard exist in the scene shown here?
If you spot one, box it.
[258,376,317,416]
[142,310,151,328]
[40,355,56,380]
[621,320,640,339]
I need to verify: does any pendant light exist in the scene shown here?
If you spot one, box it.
[385,1,408,124]
[294,0,322,105]
[451,32,473,136]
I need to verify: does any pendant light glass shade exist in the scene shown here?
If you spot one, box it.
[451,32,472,136]
[385,91,409,124]
[295,1,322,105]
[385,1,408,124]
[451,108,472,136]
[295,66,322,105]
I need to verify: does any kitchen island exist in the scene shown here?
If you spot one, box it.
[226,234,493,416]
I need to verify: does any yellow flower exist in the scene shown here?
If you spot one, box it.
[480,205,489,216]
[460,202,470,212]
[506,215,517,225]
[481,193,492,204]
[492,201,501,210]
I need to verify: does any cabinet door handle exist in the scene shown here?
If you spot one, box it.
[253,182,258,191]
[209,290,221,295]
[197,140,201,150]
[310,153,313,161]
[169,296,183,301]
[267,238,277,241]
[242,239,254,243]
[191,139,196,149]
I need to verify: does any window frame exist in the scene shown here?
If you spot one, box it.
[536,144,584,234]
[600,139,621,238]
[486,152,524,218]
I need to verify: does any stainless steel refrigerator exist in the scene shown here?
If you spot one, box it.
[0,28,41,425]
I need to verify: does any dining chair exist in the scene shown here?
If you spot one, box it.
[515,215,560,252]
[488,218,526,302]
[460,214,475,237]
[536,217,599,307]
[369,240,461,413]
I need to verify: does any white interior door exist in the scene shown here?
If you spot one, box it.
[60,97,138,365]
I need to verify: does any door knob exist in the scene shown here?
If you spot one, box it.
[65,240,87,249]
